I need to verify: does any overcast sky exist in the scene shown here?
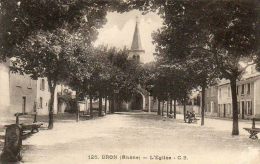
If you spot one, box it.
[95,10,163,63]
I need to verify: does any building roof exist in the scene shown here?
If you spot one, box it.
[131,19,144,51]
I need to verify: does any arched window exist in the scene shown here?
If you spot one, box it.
[133,55,136,59]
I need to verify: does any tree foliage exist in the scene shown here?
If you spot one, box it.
[0,0,128,60]
[132,0,258,134]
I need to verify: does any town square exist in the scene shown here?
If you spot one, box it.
[0,0,259,164]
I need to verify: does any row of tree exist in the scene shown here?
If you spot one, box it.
[0,0,259,136]
[0,0,145,129]
[136,0,259,135]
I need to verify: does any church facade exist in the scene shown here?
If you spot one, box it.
[119,18,158,112]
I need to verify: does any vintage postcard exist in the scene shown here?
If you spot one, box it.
[0,0,259,164]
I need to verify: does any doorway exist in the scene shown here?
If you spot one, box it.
[131,93,143,110]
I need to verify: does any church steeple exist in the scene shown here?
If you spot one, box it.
[131,17,143,51]
[128,17,145,63]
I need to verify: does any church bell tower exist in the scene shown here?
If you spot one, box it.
[128,17,145,63]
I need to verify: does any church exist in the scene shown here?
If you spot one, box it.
[119,18,158,112]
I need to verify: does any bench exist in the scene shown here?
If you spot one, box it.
[79,111,92,119]
[185,114,200,123]
[244,118,260,139]
[168,114,175,118]
[187,117,200,123]
[14,112,43,135]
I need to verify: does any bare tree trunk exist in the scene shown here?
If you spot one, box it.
[98,95,102,117]
[75,90,80,122]
[111,94,115,113]
[170,99,173,114]
[183,99,186,122]
[104,96,107,114]
[109,97,112,113]
[47,79,56,130]
[157,99,161,115]
[161,100,164,116]
[90,95,93,117]
[174,99,176,119]
[201,85,206,126]
[230,78,239,135]
[166,100,169,117]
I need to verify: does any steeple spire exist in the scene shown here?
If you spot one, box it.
[128,16,145,63]
[131,16,143,51]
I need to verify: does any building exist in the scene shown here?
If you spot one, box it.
[205,64,260,119]
[36,77,59,115]
[0,61,11,120]
[0,59,62,121]
[128,17,145,64]
[9,73,37,115]
[119,17,156,112]
[205,86,219,117]
[9,75,59,116]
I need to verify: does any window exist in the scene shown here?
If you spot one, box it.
[40,79,45,91]
[223,104,226,117]
[237,86,239,95]
[241,84,245,95]
[244,102,248,115]
[247,101,253,115]
[219,88,222,98]
[39,97,43,108]
[247,83,250,95]
[241,101,245,116]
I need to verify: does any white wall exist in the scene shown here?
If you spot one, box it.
[0,62,11,119]
[254,78,260,116]
[36,78,58,115]
[218,84,232,105]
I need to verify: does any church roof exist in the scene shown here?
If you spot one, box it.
[131,19,144,51]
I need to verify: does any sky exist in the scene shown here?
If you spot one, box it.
[94,10,163,63]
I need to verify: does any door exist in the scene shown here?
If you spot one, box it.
[242,101,245,119]
[223,104,226,117]
[22,96,26,113]
[131,93,143,110]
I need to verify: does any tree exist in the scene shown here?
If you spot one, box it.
[133,0,258,135]
[12,29,79,129]
[204,1,258,135]
[107,47,146,112]
[6,0,129,128]
[65,45,95,121]
[0,0,128,60]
